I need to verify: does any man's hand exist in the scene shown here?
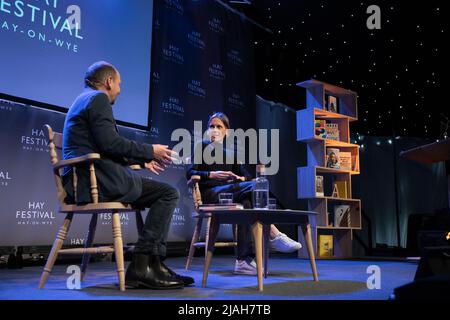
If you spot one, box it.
[152,144,178,165]
[145,160,166,175]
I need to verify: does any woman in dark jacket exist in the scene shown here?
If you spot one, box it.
[187,112,302,275]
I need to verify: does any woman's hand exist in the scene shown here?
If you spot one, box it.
[209,171,245,182]
[209,171,235,181]
[227,173,245,182]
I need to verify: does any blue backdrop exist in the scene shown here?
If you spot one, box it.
[0,0,256,246]
[0,0,153,126]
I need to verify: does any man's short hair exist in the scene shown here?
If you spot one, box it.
[84,61,117,89]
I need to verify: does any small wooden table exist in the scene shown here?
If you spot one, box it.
[196,208,319,291]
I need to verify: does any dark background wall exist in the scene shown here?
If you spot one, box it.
[0,1,447,255]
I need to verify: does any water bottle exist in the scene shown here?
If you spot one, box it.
[252,164,269,209]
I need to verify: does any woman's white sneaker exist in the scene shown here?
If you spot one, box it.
[269,232,302,253]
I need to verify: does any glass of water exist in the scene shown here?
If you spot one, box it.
[268,198,277,210]
[218,193,233,205]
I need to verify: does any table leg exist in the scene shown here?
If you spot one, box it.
[302,223,319,282]
[202,217,220,288]
[263,224,270,278]
[251,221,263,291]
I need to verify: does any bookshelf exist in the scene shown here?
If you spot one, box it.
[296,79,361,259]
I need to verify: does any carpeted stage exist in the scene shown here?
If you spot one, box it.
[0,255,418,300]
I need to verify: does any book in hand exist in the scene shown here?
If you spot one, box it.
[199,203,244,210]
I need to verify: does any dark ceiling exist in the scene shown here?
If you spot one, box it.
[226,0,447,139]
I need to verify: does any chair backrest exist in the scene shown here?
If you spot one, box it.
[44,124,67,206]
[188,175,202,210]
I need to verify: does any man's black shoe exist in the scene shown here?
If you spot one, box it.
[125,254,184,290]
[159,259,195,286]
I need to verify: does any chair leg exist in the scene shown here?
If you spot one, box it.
[185,217,203,270]
[135,210,144,238]
[251,221,264,292]
[39,213,73,289]
[80,214,98,282]
[111,211,125,291]
[302,223,319,282]
[202,217,220,288]
[204,217,212,261]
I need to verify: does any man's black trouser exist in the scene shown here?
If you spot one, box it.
[132,178,180,257]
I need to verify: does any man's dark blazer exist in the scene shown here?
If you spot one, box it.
[62,88,154,204]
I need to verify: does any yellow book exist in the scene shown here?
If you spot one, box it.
[318,235,334,258]
[334,181,348,198]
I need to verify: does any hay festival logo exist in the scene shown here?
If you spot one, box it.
[0,170,12,186]
[0,0,84,53]
[20,127,49,152]
[15,201,55,226]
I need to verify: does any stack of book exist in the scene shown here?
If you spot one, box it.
[199,203,244,211]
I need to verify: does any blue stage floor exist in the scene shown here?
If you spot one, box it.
[0,255,418,300]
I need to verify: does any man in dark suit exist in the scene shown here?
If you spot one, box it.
[63,61,193,289]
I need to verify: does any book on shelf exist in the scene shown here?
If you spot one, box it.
[325,123,340,141]
[352,155,358,171]
[339,151,352,171]
[325,94,338,113]
[326,148,341,169]
[334,205,351,227]
[332,180,348,198]
[327,212,334,227]
[199,203,244,211]
[318,235,334,258]
[314,119,327,139]
[315,175,324,197]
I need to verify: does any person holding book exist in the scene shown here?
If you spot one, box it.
[186,112,302,275]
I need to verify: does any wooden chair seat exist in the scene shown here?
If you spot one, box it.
[59,203,136,213]
[38,125,145,291]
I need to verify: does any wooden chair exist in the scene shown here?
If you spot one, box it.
[185,175,238,270]
[38,125,145,291]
